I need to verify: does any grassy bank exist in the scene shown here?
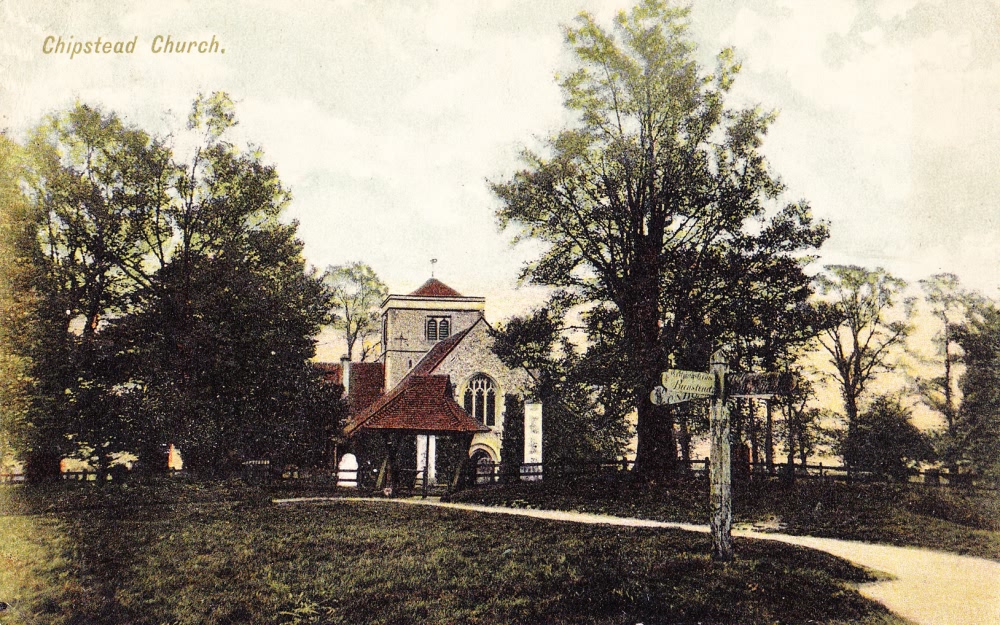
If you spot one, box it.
[0,481,907,624]
[449,477,1000,560]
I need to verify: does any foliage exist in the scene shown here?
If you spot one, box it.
[498,394,525,482]
[492,1,827,478]
[838,395,934,481]
[491,306,631,461]
[954,303,1000,482]
[815,265,910,463]
[9,94,339,477]
[322,262,388,361]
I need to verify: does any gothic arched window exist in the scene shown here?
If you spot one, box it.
[426,318,438,341]
[465,374,497,427]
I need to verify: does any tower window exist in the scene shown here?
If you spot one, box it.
[465,374,497,427]
[426,316,452,342]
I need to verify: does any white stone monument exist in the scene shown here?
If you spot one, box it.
[522,402,543,481]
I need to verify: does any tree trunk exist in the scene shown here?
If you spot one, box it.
[635,400,677,480]
[783,391,796,482]
[709,352,733,562]
[678,410,691,471]
[25,449,62,482]
[844,391,860,475]
[630,287,675,480]
[765,401,774,474]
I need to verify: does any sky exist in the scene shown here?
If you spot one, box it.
[2,0,999,365]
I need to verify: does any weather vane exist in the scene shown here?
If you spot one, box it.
[431,258,437,278]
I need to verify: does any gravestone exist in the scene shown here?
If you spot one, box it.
[337,453,359,488]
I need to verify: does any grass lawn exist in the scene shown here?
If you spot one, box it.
[449,477,1000,560]
[0,481,908,625]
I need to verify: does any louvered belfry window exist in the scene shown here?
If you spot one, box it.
[426,317,451,342]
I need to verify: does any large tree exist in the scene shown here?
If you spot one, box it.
[17,104,171,478]
[322,262,388,361]
[815,265,910,466]
[14,94,339,477]
[492,2,826,478]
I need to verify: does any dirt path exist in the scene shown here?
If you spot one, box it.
[275,496,1000,625]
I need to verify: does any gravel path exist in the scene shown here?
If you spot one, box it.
[274,496,1000,625]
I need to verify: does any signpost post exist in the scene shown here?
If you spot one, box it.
[708,351,732,562]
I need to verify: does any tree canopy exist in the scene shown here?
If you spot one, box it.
[492,1,827,477]
[4,94,343,478]
[953,302,1000,482]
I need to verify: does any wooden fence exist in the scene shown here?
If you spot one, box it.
[4,459,992,492]
[469,458,996,490]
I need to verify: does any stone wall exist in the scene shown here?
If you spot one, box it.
[383,307,483,388]
[434,320,535,463]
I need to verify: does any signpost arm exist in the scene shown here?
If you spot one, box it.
[709,349,733,562]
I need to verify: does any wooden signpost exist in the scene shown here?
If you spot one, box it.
[708,351,732,561]
[654,355,794,562]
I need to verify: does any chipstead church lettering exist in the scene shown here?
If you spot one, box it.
[42,35,224,58]
[150,35,224,54]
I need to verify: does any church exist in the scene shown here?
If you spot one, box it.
[323,278,542,489]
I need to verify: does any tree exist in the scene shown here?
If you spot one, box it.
[122,95,334,474]
[953,303,1000,482]
[915,273,981,467]
[815,265,910,467]
[17,104,172,479]
[839,395,934,481]
[13,94,337,477]
[492,2,826,478]
[322,262,388,361]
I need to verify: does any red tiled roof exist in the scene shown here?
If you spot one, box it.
[347,362,384,415]
[312,361,384,414]
[409,278,463,297]
[344,375,488,436]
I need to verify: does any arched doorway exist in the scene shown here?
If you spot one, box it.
[470,448,496,484]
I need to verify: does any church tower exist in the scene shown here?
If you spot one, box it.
[378,278,485,390]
